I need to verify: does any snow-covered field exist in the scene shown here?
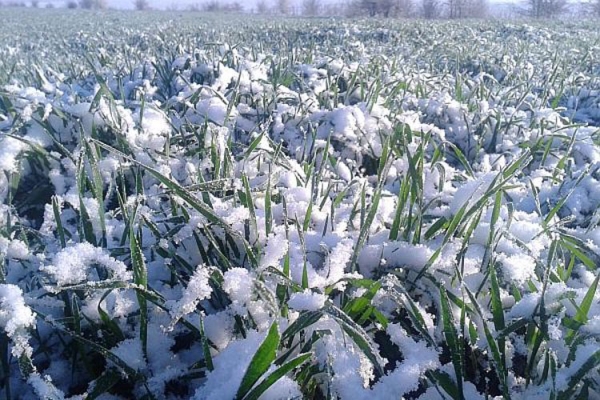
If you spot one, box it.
[1,9,600,399]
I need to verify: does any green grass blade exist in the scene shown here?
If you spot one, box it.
[439,287,464,399]
[242,353,311,400]
[236,322,280,400]
[557,350,600,400]
[130,220,148,360]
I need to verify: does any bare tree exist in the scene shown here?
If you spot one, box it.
[202,0,219,11]
[467,0,487,17]
[447,0,487,18]
[594,0,600,16]
[225,2,243,11]
[526,0,566,17]
[379,0,395,16]
[66,0,78,8]
[255,0,268,13]
[276,0,290,14]
[348,0,412,17]
[200,1,243,12]
[133,0,150,10]
[396,0,413,16]
[302,0,320,16]
[79,0,106,9]
[421,0,440,18]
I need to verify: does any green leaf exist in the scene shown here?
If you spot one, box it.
[325,305,385,379]
[281,311,323,344]
[303,198,313,233]
[199,315,214,372]
[463,286,511,399]
[52,196,66,248]
[490,267,506,373]
[426,370,460,399]
[242,174,257,240]
[86,369,122,400]
[236,322,280,400]
[573,273,599,325]
[265,169,273,236]
[84,139,107,247]
[130,220,148,359]
[439,287,464,400]
[557,350,600,400]
[243,353,311,400]
[424,216,448,241]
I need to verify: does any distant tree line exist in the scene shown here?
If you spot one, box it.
[163,0,599,19]
[0,0,596,19]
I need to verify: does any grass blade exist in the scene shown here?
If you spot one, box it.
[242,353,311,400]
[236,322,280,400]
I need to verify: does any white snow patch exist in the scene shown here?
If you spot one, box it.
[288,290,327,311]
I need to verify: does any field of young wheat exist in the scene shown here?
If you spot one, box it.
[1,8,600,399]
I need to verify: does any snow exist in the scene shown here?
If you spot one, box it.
[506,293,541,320]
[223,268,254,305]
[167,264,213,325]
[110,338,146,371]
[193,330,301,400]
[203,311,234,350]
[260,234,289,271]
[6,239,30,260]
[27,374,67,400]
[0,284,36,359]
[448,172,496,215]
[40,242,132,288]
[369,324,440,398]
[288,289,327,311]
[499,253,536,284]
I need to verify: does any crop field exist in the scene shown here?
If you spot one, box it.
[2,8,600,399]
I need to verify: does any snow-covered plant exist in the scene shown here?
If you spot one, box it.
[1,9,600,399]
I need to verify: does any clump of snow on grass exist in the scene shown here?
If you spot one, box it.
[203,311,234,350]
[383,242,434,271]
[27,373,67,400]
[223,268,254,306]
[0,284,36,358]
[369,324,439,398]
[6,239,30,260]
[260,234,288,271]
[41,242,132,288]
[319,238,354,287]
[448,172,496,215]
[507,292,541,320]
[288,290,326,311]
[499,254,536,284]
[167,264,213,326]
[132,106,170,151]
